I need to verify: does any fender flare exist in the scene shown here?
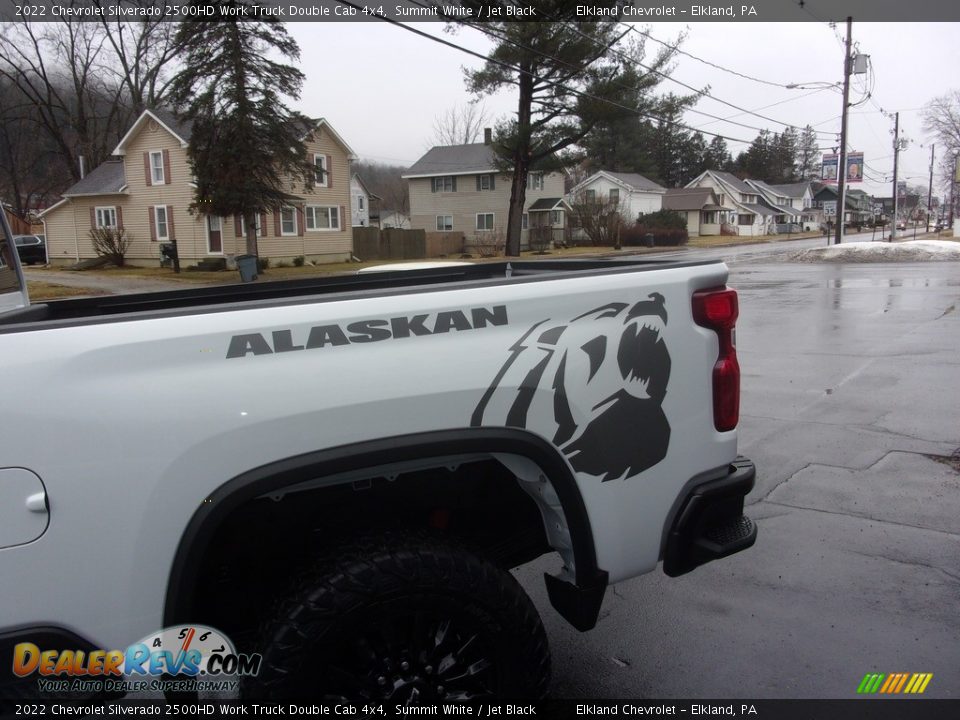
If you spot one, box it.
[163,427,603,628]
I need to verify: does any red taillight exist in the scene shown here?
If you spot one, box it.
[693,288,740,432]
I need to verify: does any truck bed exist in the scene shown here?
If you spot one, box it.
[3,258,717,331]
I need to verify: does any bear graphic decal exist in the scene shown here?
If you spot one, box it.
[471,294,672,482]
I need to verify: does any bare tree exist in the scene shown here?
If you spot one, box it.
[922,90,960,152]
[0,18,179,192]
[568,191,629,247]
[431,103,491,146]
[353,160,409,215]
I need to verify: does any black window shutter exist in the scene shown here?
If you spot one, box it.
[490,174,495,190]
[476,175,481,191]
[452,177,457,192]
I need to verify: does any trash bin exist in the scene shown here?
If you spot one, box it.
[644,233,655,248]
[236,254,258,283]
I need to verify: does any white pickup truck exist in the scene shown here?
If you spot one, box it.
[0,217,755,702]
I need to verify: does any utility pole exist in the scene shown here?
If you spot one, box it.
[951,153,959,229]
[926,144,935,231]
[891,112,900,242]
[834,16,853,246]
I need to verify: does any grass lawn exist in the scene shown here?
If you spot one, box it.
[27,281,110,301]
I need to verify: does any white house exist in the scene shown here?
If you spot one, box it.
[350,174,380,227]
[567,170,667,223]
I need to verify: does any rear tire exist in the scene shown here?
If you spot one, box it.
[243,533,551,702]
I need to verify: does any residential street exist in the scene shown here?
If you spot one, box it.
[516,250,960,699]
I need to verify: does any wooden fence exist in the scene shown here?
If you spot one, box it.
[353,227,464,261]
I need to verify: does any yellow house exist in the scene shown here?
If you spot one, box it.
[40,108,356,266]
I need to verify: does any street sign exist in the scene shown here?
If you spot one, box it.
[823,200,837,216]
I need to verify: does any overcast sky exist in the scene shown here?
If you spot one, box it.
[288,20,959,199]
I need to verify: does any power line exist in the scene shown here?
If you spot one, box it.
[340,3,767,148]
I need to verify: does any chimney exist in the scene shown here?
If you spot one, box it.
[484,128,492,145]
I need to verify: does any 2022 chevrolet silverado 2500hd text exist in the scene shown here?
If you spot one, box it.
[0,215,756,702]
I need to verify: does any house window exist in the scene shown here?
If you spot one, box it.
[313,154,328,187]
[551,210,562,225]
[280,206,297,235]
[527,173,543,190]
[476,213,494,231]
[703,211,717,224]
[95,207,117,228]
[609,188,619,204]
[433,176,454,192]
[239,215,262,236]
[305,206,339,230]
[738,214,753,226]
[150,151,164,184]
[358,195,364,210]
[436,215,453,231]
[155,206,168,240]
[521,213,528,230]
[585,189,596,203]
[479,174,492,190]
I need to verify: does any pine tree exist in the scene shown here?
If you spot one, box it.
[795,125,821,180]
[704,135,731,171]
[460,2,680,255]
[170,4,315,257]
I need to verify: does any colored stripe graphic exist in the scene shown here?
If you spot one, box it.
[857,673,932,694]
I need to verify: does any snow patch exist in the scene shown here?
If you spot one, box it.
[791,240,960,263]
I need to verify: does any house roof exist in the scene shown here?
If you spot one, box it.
[602,171,665,193]
[746,179,786,199]
[740,203,776,217]
[769,182,812,197]
[403,143,498,178]
[707,170,755,195]
[662,188,724,211]
[61,160,127,197]
[112,108,191,155]
[528,197,570,211]
[568,170,666,197]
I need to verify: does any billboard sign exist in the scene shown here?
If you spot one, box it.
[847,152,864,182]
[821,154,839,183]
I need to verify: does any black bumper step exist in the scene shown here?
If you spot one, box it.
[663,457,758,577]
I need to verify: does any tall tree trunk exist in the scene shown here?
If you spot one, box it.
[505,68,534,257]
[244,210,259,257]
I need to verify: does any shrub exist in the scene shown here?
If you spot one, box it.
[621,224,689,247]
[293,255,305,267]
[257,257,270,272]
[89,227,132,266]
[636,209,687,230]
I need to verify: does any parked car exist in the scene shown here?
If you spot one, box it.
[896,221,906,231]
[13,234,45,265]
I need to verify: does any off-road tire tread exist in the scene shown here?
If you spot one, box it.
[243,531,550,700]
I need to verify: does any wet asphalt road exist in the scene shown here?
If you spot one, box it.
[516,245,960,700]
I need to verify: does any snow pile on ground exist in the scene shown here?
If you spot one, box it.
[791,240,960,263]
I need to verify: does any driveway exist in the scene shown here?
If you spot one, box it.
[24,268,196,295]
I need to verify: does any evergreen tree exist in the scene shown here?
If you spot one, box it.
[170,4,315,257]
[771,127,798,183]
[459,2,680,255]
[795,125,821,180]
[703,135,731,171]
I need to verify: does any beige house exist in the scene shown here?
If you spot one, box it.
[403,133,568,251]
[661,188,732,237]
[685,170,776,236]
[41,109,356,266]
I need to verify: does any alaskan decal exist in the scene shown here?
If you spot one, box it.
[226,305,508,358]
[471,294,671,481]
